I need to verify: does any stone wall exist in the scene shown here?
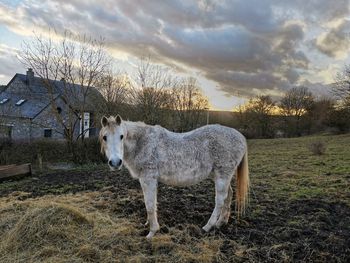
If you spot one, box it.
[32,97,79,140]
[0,117,31,141]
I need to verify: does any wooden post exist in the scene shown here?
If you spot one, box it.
[38,153,43,172]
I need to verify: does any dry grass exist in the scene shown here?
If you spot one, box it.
[0,191,222,263]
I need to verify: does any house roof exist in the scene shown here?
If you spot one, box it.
[0,72,104,119]
[0,91,59,119]
[16,74,83,94]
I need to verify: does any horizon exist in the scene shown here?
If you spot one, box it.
[1,0,350,110]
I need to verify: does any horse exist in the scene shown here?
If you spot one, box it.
[99,115,249,239]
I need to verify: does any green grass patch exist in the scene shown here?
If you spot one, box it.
[248,134,350,205]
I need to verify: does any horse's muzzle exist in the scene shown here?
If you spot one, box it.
[108,158,123,170]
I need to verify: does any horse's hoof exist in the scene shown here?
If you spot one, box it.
[215,221,223,228]
[215,218,228,228]
[202,225,212,232]
[146,231,156,239]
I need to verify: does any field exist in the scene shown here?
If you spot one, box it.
[0,134,349,262]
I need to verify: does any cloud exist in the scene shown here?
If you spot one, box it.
[299,80,334,98]
[273,0,349,24]
[313,19,350,59]
[0,44,24,83]
[0,0,349,100]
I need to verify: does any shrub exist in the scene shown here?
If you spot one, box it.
[309,141,326,155]
[73,137,105,164]
[0,138,103,165]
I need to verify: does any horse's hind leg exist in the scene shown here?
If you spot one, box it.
[202,174,232,232]
[216,184,233,227]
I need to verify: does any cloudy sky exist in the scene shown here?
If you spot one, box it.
[0,0,350,110]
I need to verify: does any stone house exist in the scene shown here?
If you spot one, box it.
[0,69,103,140]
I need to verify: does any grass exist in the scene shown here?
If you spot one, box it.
[248,134,350,204]
[0,134,349,262]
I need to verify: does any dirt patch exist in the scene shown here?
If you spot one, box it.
[0,169,140,197]
[0,170,349,262]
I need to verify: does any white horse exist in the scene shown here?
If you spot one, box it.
[99,115,249,239]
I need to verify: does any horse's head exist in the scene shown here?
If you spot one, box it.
[99,115,125,171]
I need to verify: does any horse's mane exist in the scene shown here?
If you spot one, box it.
[123,120,148,140]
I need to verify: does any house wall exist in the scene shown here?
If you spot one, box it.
[0,116,67,141]
[32,97,80,140]
[0,116,31,140]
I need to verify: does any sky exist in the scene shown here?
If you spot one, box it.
[0,0,350,110]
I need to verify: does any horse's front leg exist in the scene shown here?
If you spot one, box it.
[139,177,159,239]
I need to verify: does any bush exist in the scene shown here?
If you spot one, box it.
[0,138,104,165]
[309,141,326,155]
[73,137,105,164]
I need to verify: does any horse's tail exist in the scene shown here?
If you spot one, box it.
[235,149,249,218]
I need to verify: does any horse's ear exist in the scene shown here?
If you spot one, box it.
[115,115,122,125]
[101,116,108,127]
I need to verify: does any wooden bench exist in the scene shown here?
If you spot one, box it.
[0,163,32,181]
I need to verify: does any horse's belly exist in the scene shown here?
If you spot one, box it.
[158,165,212,186]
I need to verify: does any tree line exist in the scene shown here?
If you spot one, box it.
[236,82,350,138]
[94,56,210,132]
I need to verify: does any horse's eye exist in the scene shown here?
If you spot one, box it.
[103,136,107,141]
[120,135,124,140]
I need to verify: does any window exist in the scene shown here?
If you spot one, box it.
[0,125,12,139]
[15,99,26,106]
[0,98,9,104]
[44,129,52,138]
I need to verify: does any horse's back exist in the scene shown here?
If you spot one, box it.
[180,124,246,150]
[154,124,246,185]
[188,124,246,169]
[161,124,246,160]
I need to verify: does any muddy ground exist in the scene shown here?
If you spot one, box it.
[1,166,349,262]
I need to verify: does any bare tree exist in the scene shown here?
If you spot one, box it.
[21,30,110,157]
[245,95,275,115]
[130,56,176,125]
[334,64,350,104]
[95,69,132,117]
[171,77,209,131]
[240,95,275,138]
[306,97,335,134]
[327,64,350,133]
[280,86,314,136]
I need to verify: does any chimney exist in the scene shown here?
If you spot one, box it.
[26,68,34,86]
